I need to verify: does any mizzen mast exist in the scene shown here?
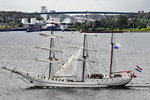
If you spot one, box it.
[109,20,114,78]
[109,33,114,78]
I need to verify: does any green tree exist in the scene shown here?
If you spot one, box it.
[94,20,101,28]
[116,15,128,30]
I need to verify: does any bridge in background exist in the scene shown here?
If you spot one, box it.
[24,11,138,15]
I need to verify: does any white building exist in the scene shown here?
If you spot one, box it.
[22,18,37,25]
[75,17,94,23]
[22,18,28,25]
[61,18,72,24]
[31,18,36,25]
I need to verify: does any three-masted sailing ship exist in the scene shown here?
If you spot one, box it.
[2,23,136,88]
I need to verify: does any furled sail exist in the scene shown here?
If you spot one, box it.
[39,33,63,38]
[34,58,63,64]
[35,46,63,53]
[67,45,97,52]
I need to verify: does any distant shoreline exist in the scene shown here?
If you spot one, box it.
[0,27,150,33]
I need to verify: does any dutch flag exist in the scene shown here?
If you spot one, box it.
[135,65,142,73]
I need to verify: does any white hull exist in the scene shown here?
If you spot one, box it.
[20,71,132,88]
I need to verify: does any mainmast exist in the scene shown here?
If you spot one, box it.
[82,34,87,82]
[82,12,88,82]
[48,23,54,79]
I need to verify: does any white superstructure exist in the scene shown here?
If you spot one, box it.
[31,18,36,25]
[22,18,28,25]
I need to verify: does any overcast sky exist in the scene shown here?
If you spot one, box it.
[0,0,149,13]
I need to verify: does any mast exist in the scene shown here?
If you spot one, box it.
[109,20,114,78]
[48,23,54,79]
[82,12,88,82]
[36,23,63,79]
[82,34,87,82]
[109,33,114,77]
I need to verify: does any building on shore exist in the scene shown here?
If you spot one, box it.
[22,18,37,25]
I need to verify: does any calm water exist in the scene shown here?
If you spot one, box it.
[0,31,150,100]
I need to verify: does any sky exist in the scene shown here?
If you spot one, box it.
[0,0,150,13]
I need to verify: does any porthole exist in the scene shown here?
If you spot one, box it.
[30,80,33,83]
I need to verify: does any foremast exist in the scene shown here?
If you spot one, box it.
[36,23,63,79]
[48,23,54,79]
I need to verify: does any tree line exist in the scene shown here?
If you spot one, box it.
[73,11,150,31]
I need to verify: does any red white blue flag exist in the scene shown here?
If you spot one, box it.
[135,65,142,72]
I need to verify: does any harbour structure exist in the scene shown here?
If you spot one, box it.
[24,11,138,15]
